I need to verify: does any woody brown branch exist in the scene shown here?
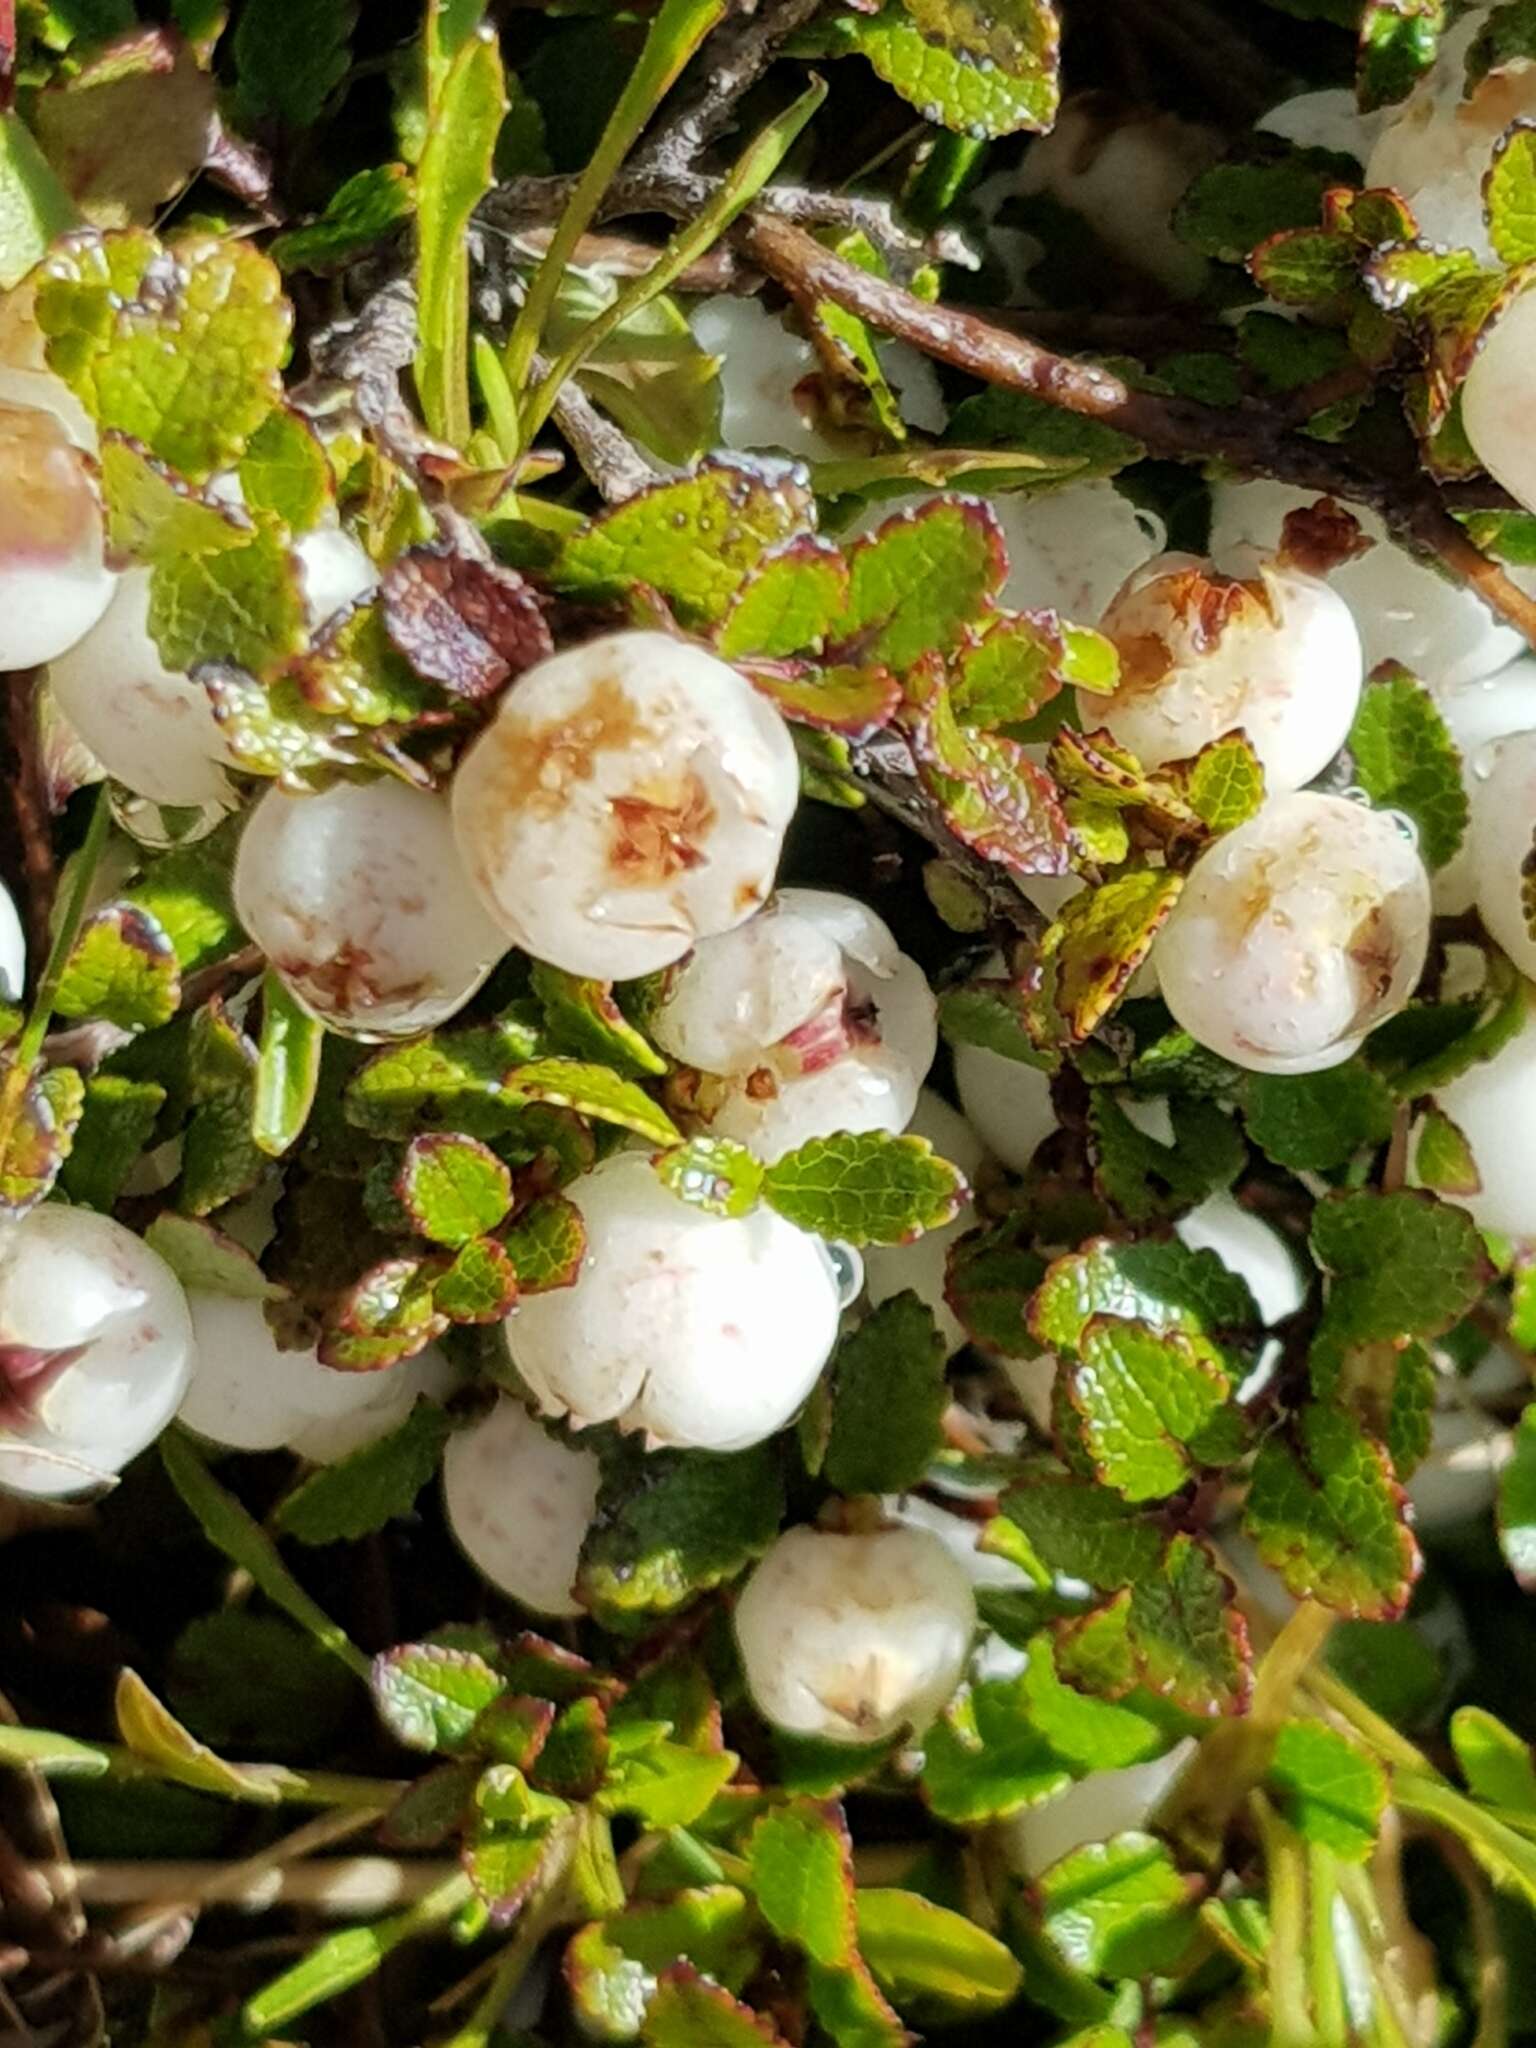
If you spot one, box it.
[739,213,1536,650]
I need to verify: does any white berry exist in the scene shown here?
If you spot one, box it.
[994,482,1166,625]
[0,1208,193,1499]
[1208,479,1524,690]
[1157,793,1431,1075]
[1463,289,1536,519]
[1174,1192,1305,1331]
[864,1089,986,1355]
[507,1150,841,1452]
[0,877,23,1001]
[1091,548,1363,791]
[734,1523,977,1744]
[451,630,799,981]
[1467,729,1536,977]
[0,393,115,671]
[1427,657,1536,914]
[234,777,508,1040]
[178,1291,454,1463]
[1425,996,1536,1239]
[953,955,1059,1175]
[653,890,937,1163]
[1003,1740,1198,1879]
[442,1395,600,1616]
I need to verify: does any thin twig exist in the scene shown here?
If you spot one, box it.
[535,352,662,504]
[49,1858,458,1917]
[741,212,1536,648]
[1,674,57,966]
[634,0,827,175]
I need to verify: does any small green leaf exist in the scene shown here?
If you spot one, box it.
[509,1057,679,1146]
[0,1725,112,1777]
[345,1017,546,1139]
[642,1965,789,2047]
[761,1130,965,1246]
[1359,0,1446,112]
[1268,1721,1386,1861]
[371,1639,506,1753]
[1042,872,1184,1042]
[817,0,1060,138]
[944,1217,1047,1356]
[1066,1316,1230,1503]
[149,527,307,680]
[39,227,291,480]
[124,819,244,975]
[1499,1403,1536,1589]
[557,459,815,628]
[1243,1404,1418,1620]
[144,1214,283,1299]
[59,1072,165,1210]
[434,1236,519,1322]
[1166,731,1266,834]
[1243,1060,1397,1172]
[1176,151,1350,266]
[1057,1533,1251,1718]
[233,0,355,130]
[578,1441,784,1622]
[271,164,416,275]
[600,1737,738,1830]
[938,977,1056,1068]
[275,1400,454,1545]
[100,435,249,567]
[320,1256,447,1372]
[717,537,850,660]
[253,971,323,1158]
[855,1891,1024,2024]
[531,962,667,1078]
[912,684,1072,880]
[160,1429,368,1678]
[990,1469,1166,1592]
[1347,665,1467,872]
[1451,1705,1536,1811]
[1414,1107,1482,1194]
[653,1136,765,1218]
[922,1676,1071,1823]
[568,1892,760,2043]
[501,1192,587,1291]
[397,1132,514,1247]
[1309,1189,1493,1360]
[239,407,333,531]
[0,109,78,290]
[114,1667,282,1803]
[1032,1832,1198,1980]
[1088,1092,1244,1227]
[416,27,506,446]
[178,999,264,1216]
[823,1293,947,1496]
[1031,1234,1259,1368]
[844,497,1006,672]
[55,903,179,1030]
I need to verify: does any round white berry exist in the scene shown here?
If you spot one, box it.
[1157,793,1431,1075]
[1015,102,1220,299]
[1408,1402,1511,1533]
[1174,1192,1305,1330]
[0,395,115,671]
[734,1523,977,1744]
[1090,548,1363,791]
[1426,657,1536,913]
[1467,728,1536,977]
[653,890,937,1163]
[1207,479,1523,689]
[507,1150,841,1452]
[293,524,379,629]
[864,1089,986,1355]
[0,363,98,455]
[1424,995,1536,1239]
[442,1395,601,1616]
[953,958,1059,1179]
[234,777,508,1040]
[178,1291,453,1463]
[49,567,238,807]
[451,630,799,981]
[0,1208,193,1499]
[1463,288,1536,518]
[1003,1740,1198,1879]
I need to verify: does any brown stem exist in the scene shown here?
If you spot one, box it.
[742,212,1536,649]
[534,352,661,504]
[2,673,58,965]
[633,0,828,175]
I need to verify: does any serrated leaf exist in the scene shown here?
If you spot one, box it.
[989,1469,1166,1590]
[1243,1403,1418,1620]
[1042,872,1184,1042]
[912,683,1073,880]
[144,1214,284,1299]
[653,1137,765,1218]
[345,1017,545,1139]
[275,1399,454,1545]
[1032,1832,1198,1980]
[1249,224,1361,311]
[844,498,1006,672]
[820,0,1058,137]
[1177,152,1349,266]
[578,1441,784,1622]
[1058,1533,1251,1717]
[571,1891,759,2042]
[239,407,333,531]
[855,1890,1023,2024]
[397,1133,513,1247]
[508,1058,679,1146]
[1243,1059,1397,1172]
[320,1256,447,1372]
[1309,1189,1492,1363]
[434,1236,519,1322]
[600,1740,738,1832]
[1359,0,1446,111]
[371,1640,506,1753]
[949,613,1072,728]
[531,962,666,1079]
[944,1216,1048,1356]
[557,458,815,628]
[642,1965,789,2047]
[717,537,850,660]
[1165,732,1266,834]
[55,903,179,1030]
[271,164,416,275]
[59,1072,166,1210]
[124,818,243,974]
[1088,1092,1244,1227]
[938,977,1056,1068]
[823,1293,947,1496]
[501,1192,586,1292]
[761,1130,965,1246]
[1499,1404,1536,1590]
[178,998,263,1216]
[39,228,290,480]
[1268,1721,1385,1861]
[1031,1235,1259,1367]
[100,434,248,567]
[1347,664,1467,871]
[150,528,307,681]
[464,1824,555,1923]
[748,660,903,739]
[1066,1317,1231,1503]
[922,1676,1071,1823]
